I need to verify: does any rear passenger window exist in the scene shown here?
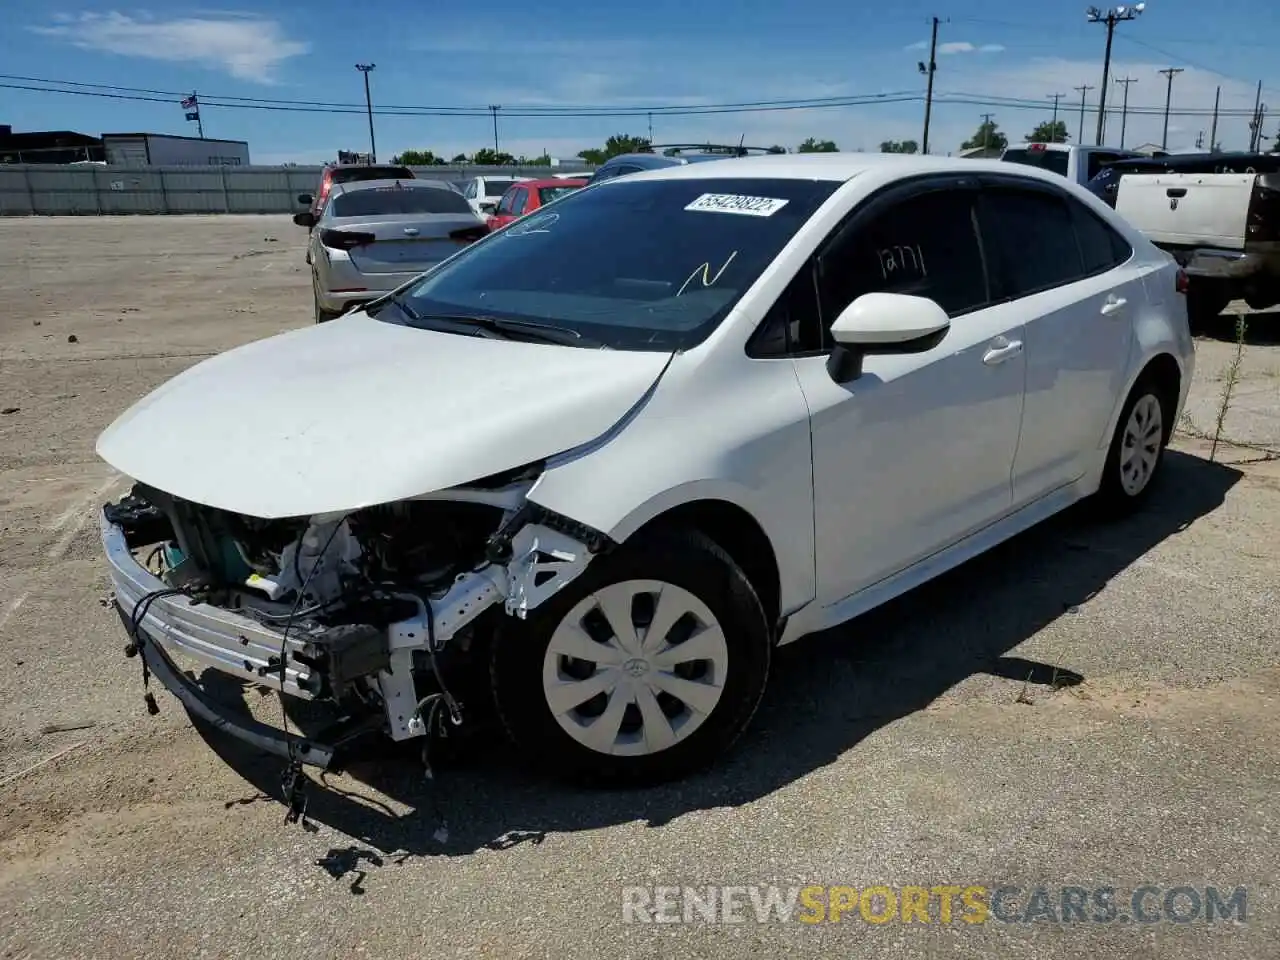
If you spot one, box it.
[1070,200,1133,274]
[816,188,989,323]
[511,188,528,216]
[980,188,1084,297]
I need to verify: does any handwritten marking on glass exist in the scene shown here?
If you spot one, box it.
[676,250,739,297]
[876,244,927,280]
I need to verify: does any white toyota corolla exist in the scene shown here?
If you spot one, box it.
[97,153,1194,786]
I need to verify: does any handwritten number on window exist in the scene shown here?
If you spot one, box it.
[876,245,927,281]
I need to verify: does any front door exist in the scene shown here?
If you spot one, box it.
[793,181,1027,604]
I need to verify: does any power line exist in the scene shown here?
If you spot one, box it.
[0,74,1271,123]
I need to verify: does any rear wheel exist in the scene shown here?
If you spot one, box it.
[490,528,771,785]
[313,290,341,324]
[1095,375,1170,515]
[1185,280,1231,331]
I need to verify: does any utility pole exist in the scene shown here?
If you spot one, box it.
[1087,4,1143,146]
[647,112,654,144]
[980,113,994,152]
[1248,80,1263,151]
[920,16,940,155]
[1209,85,1221,153]
[489,105,501,154]
[355,64,377,162]
[1114,77,1137,148]
[1195,131,1204,149]
[1074,85,1094,145]
[1158,67,1184,150]
[1048,93,1065,141]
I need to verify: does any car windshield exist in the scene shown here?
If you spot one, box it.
[385,176,840,350]
[330,186,474,217]
[484,179,519,196]
[1001,148,1071,177]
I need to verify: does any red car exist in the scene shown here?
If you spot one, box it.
[486,178,588,231]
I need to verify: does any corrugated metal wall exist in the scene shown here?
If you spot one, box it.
[0,164,594,216]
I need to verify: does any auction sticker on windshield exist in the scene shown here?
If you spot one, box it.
[684,193,790,216]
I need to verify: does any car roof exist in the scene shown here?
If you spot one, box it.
[329,177,451,196]
[600,151,1082,186]
[514,177,588,189]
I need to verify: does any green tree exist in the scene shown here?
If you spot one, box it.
[766,144,787,154]
[878,139,919,154]
[961,119,1008,152]
[1025,120,1069,144]
[471,147,516,165]
[524,154,552,166]
[577,134,651,166]
[797,137,839,153]
[450,153,468,163]
[392,149,446,165]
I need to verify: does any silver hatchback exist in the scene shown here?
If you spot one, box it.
[295,178,488,322]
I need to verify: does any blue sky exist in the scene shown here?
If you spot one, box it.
[1,1,1277,164]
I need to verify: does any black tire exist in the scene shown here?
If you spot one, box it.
[313,290,341,324]
[489,528,771,786]
[1094,374,1171,516]
[1185,281,1230,331]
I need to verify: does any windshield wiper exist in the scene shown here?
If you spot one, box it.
[413,313,602,347]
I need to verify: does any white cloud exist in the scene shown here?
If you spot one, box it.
[905,40,1005,55]
[30,11,308,83]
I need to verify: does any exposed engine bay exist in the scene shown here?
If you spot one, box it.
[103,465,611,754]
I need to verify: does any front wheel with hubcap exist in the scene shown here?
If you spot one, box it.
[1095,376,1170,514]
[489,528,771,785]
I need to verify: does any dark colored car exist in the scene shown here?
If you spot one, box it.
[1086,151,1280,207]
[585,144,781,184]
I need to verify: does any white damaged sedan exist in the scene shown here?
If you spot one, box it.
[98,153,1194,785]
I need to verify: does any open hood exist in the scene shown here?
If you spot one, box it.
[96,311,673,518]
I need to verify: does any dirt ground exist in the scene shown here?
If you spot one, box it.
[1,215,1278,960]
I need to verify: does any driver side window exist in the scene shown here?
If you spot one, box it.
[816,188,989,335]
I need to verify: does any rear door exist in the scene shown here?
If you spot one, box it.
[1115,172,1256,250]
[977,176,1140,503]
[327,185,484,274]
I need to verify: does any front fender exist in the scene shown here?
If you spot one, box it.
[525,350,817,615]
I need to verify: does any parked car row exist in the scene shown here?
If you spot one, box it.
[105,149,1194,787]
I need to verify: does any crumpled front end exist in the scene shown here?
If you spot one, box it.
[102,465,610,769]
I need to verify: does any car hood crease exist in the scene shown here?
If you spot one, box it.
[96,312,675,518]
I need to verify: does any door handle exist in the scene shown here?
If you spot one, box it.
[1100,296,1128,317]
[983,340,1023,365]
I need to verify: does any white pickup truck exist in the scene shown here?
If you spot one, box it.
[999,142,1148,188]
[1115,171,1280,324]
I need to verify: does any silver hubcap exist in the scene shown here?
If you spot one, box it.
[1120,393,1163,496]
[541,579,730,757]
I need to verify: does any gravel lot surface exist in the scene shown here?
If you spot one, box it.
[1,215,1277,960]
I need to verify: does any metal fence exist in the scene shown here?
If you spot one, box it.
[0,163,595,216]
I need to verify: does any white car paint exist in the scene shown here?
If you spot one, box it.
[98,152,1194,770]
[96,313,673,518]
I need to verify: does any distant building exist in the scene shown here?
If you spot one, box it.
[102,133,250,166]
[956,145,1004,159]
[1128,143,1169,157]
[0,125,104,163]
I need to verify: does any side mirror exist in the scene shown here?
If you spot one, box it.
[297,193,314,205]
[292,211,315,228]
[826,292,950,383]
